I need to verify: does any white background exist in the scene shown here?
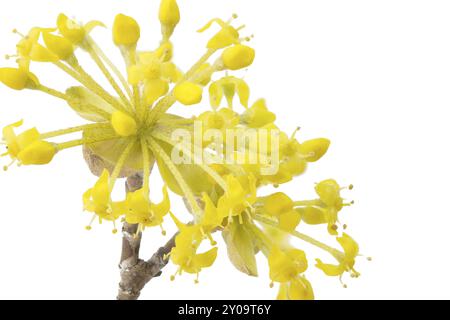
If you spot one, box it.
[1,0,449,300]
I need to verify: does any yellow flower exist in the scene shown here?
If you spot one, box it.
[170,214,218,278]
[83,169,120,224]
[1,120,55,166]
[316,233,360,278]
[209,76,250,109]
[217,174,257,221]
[197,18,241,50]
[124,186,170,229]
[268,246,308,283]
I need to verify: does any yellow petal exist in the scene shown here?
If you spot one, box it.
[299,206,328,225]
[192,247,218,269]
[298,138,330,162]
[17,140,56,165]
[288,277,314,300]
[92,169,111,206]
[337,233,359,263]
[262,192,294,216]
[242,99,276,128]
[151,185,171,218]
[209,81,224,109]
[43,32,74,60]
[315,259,346,277]
[29,43,59,62]
[235,78,250,108]
[269,247,307,283]
[278,210,302,232]
[57,14,86,44]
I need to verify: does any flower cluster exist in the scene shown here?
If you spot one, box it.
[0,0,366,299]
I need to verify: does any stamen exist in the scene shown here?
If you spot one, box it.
[85,214,96,231]
[194,273,200,284]
[3,159,16,172]
[160,224,167,236]
[112,221,118,234]
[5,54,18,60]
[339,275,348,289]
[291,127,301,139]
[12,29,25,38]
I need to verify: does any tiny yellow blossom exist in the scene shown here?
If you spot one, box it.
[209,76,250,109]
[316,233,360,278]
[198,18,240,50]
[124,186,170,229]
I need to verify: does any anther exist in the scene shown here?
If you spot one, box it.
[269,282,274,289]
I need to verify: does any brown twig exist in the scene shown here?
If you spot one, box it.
[116,173,177,300]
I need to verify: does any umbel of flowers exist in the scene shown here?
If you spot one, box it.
[0,0,365,299]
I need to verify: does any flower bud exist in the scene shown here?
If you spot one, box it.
[17,141,56,165]
[174,81,203,106]
[111,111,138,137]
[221,45,255,70]
[159,0,180,39]
[0,68,39,90]
[113,14,141,46]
